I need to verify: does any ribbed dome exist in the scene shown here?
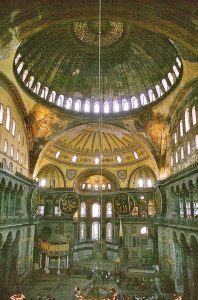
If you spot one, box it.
[44,123,151,167]
[14,21,182,114]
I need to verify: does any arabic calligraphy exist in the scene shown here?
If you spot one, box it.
[113,192,134,215]
[59,192,79,215]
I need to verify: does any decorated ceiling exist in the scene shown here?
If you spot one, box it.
[0,0,197,180]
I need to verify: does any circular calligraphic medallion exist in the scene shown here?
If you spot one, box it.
[31,187,41,216]
[67,169,76,179]
[154,188,163,216]
[59,192,79,215]
[118,170,127,180]
[113,192,134,215]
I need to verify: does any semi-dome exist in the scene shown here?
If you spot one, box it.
[14,20,182,115]
[41,123,153,167]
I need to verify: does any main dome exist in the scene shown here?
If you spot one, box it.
[14,20,182,115]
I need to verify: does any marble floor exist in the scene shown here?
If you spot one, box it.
[24,270,122,300]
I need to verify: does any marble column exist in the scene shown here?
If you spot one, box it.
[190,247,198,299]
[0,188,5,216]
[57,257,61,274]
[44,254,48,272]
[174,242,183,295]
[181,245,189,298]
[39,253,42,269]
[66,255,69,268]
[4,244,12,286]
[46,256,50,273]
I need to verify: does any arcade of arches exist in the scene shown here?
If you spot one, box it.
[0,1,198,300]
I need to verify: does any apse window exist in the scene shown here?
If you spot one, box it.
[95,157,99,165]
[107,183,111,190]
[80,202,86,217]
[72,155,77,163]
[147,179,152,188]
[40,178,46,187]
[55,151,60,159]
[92,222,100,240]
[94,184,99,191]
[140,226,148,235]
[102,184,106,190]
[116,156,122,163]
[138,179,144,188]
[106,202,112,217]
[88,183,91,190]
[81,183,85,189]
[134,152,138,159]
[92,203,100,217]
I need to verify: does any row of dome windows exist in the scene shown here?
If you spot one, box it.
[55,151,139,163]
[15,54,181,114]
[170,134,198,166]
[2,139,25,165]
[81,178,153,190]
[173,106,197,144]
[0,104,23,143]
[81,183,112,191]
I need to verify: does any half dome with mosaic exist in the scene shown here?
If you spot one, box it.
[14,20,182,115]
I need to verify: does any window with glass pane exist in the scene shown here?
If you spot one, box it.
[92,203,100,217]
[106,202,112,217]
[106,223,112,242]
[92,222,100,240]
[80,202,86,217]
[6,107,11,131]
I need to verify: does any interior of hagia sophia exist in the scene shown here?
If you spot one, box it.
[0,1,197,299]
